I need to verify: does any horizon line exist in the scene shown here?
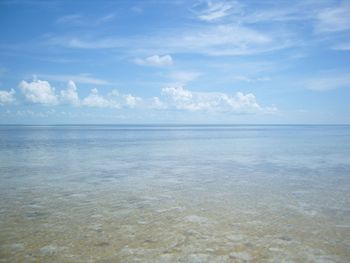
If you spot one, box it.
[1,123,350,126]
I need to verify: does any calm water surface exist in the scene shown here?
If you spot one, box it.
[0,125,349,262]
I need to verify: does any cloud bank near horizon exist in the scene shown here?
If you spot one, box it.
[6,78,276,115]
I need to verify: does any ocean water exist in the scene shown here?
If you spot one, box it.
[0,125,349,262]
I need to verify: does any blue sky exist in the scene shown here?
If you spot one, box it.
[0,0,350,124]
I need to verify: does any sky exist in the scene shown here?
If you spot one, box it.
[0,0,350,124]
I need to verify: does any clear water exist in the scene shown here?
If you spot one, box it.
[0,125,349,262]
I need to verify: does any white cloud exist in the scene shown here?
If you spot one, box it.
[306,73,350,91]
[0,66,7,76]
[131,6,143,14]
[50,1,349,56]
[13,109,61,118]
[123,94,142,108]
[47,36,122,49]
[241,5,314,24]
[39,73,110,85]
[315,3,350,33]
[256,77,271,82]
[82,88,119,108]
[134,55,173,67]
[150,97,167,110]
[13,78,276,115]
[162,85,193,106]
[56,13,115,26]
[17,78,143,109]
[99,13,115,23]
[162,25,282,56]
[161,84,276,114]
[81,89,142,109]
[47,23,289,56]
[60,80,79,106]
[233,75,271,82]
[19,78,58,105]
[193,0,242,22]
[168,71,201,84]
[0,89,16,105]
[56,14,82,25]
[332,42,350,51]
[81,88,142,109]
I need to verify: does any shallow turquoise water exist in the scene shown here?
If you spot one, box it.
[0,125,349,262]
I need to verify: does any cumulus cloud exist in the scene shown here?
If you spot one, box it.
[123,94,142,108]
[81,88,142,109]
[60,80,80,106]
[17,78,143,109]
[161,85,277,113]
[0,89,16,106]
[19,78,58,105]
[134,54,173,66]
[150,96,167,110]
[82,88,119,108]
[14,78,276,115]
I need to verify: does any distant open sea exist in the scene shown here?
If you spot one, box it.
[0,125,349,262]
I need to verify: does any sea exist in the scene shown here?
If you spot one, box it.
[0,125,349,262]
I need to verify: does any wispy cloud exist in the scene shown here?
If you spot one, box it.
[305,72,350,91]
[0,66,8,76]
[46,23,292,56]
[55,13,116,26]
[238,2,316,24]
[46,36,123,49]
[167,25,274,55]
[38,73,111,85]
[134,54,173,67]
[168,71,201,84]
[4,1,347,58]
[332,42,350,51]
[232,75,271,83]
[99,13,116,23]
[56,14,83,25]
[315,2,350,33]
[131,6,143,14]
[192,0,242,22]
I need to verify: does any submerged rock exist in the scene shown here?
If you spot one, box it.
[39,245,58,256]
[89,224,103,232]
[94,241,110,247]
[184,215,208,224]
[226,234,246,242]
[10,243,25,252]
[229,251,252,262]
